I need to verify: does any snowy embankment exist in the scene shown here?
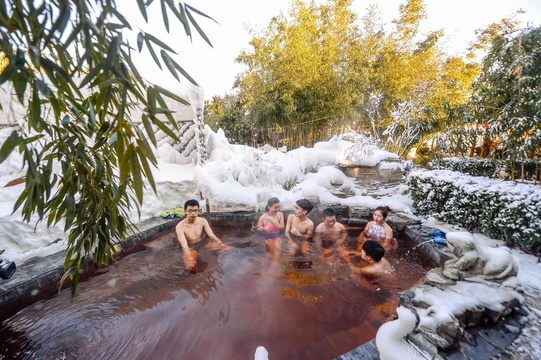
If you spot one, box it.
[0,127,402,264]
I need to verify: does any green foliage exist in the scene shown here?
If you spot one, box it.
[204,93,258,145]
[160,206,185,219]
[0,0,212,295]
[471,24,541,165]
[413,146,435,167]
[236,0,362,134]
[408,169,541,251]
[428,157,497,177]
[235,0,478,153]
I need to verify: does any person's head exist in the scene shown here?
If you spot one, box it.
[265,197,281,213]
[184,199,200,219]
[362,240,385,262]
[322,208,336,226]
[294,199,313,217]
[373,206,391,224]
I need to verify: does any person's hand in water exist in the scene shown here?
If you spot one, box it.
[204,241,231,250]
[290,228,302,237]
[183,254,196,271]
[287,240,299,255]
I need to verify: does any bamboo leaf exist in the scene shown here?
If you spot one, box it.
[0,63,17,85]
[154,91,177,124]
[43,3,71,45]
[136,0,148,22]
[29,86,41,130]
[79,64,102,88]
[111,8,131,30]
[145,32,177,54]
[137,31,144,52]
[185,10,213,48]
[154,84,190,105]
[185,4,218,23]
[139,155,157,193]
[177,2,192,38]
[160,0,169,33]
[119,145,132,185]
[65,195,76,230]
[147,86,158,115]
[160,50,180,82]
[131,151,143,203]
[144,39,162,69]
[152,117,180,142]
[35,78,51,98]
[12,71,28,103]
[104,35,121,69]
[0,131,20,164]
[4,176,26,187]
[141,114,157,146]
[172,58,199,85]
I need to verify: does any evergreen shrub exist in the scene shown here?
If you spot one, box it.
[408,169,541,252]
[428,158,497,177]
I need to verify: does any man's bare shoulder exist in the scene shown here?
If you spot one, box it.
[177,218,190,226]
[315,222,326,232]
[336,222,346,231]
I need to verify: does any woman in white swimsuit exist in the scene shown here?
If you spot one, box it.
[358,206,397,251]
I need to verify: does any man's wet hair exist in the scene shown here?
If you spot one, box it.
[322,208,335,218]
[296,199,314,214]
[184,199,200,210]
[362,240,385,262]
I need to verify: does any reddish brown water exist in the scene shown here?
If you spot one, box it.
[0,227,434,360]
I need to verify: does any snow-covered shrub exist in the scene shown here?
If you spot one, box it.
[429,157,540,182]
[408,169,541,251]
[428,157,498,177]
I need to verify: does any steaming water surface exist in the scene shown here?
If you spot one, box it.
[0,228,434,359]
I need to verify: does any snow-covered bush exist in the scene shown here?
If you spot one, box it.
[429,158,497,177]
[429,157,540,182]
[408,169,541,251]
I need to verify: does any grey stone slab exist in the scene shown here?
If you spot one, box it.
[349,207,373,219]
[120,237,136,250]
[477,327,516,350]
[335,339,380,360]
[404,225,452,267]
[404,224,438,243]
[457,330,501,360]
[387,213,421,232]
[0,268,32,290]
[18,258,57,280]
[440,349,469,360]
[14,278,40,298]
[0,288,18,305]
[35,270,62,289]
[45,250,66,266]
[348,218,368,227]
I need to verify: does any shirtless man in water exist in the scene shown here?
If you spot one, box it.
[314,208,347,260]
[285,199,314,256]
[358,240,393,277]
[176,199,230,271]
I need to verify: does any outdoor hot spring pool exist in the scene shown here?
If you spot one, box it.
[0,224,436,359]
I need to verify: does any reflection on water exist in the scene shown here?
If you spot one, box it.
[0,228,434,360]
